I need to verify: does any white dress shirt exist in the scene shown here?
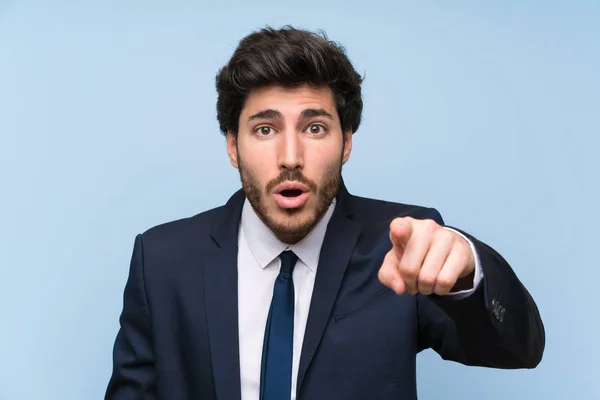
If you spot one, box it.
[237,198,482,400]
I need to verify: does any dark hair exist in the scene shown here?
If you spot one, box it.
[215,26,364,136]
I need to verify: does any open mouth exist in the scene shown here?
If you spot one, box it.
[279,189,304,197]
[273,182,310,209]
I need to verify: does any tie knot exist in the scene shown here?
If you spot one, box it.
[279,250,298,275]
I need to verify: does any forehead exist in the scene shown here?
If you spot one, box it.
[241,84,337,118]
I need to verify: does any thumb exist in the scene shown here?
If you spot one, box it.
[390,217,414,252]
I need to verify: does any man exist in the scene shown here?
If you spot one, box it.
[105,26,545,400]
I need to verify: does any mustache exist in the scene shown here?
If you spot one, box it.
[265,169,318,193]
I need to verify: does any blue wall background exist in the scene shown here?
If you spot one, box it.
[1,1,598,399]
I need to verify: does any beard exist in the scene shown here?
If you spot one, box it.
[237,158,342,244]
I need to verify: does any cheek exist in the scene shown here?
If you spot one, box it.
[240,150,276,185]
[305,148,342,182]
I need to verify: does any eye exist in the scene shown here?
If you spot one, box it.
[306,124,326,135]
[255,126,274,136]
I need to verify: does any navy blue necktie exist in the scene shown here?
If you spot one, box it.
[260,250,298,400]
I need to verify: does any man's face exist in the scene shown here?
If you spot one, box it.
[226,84,352,244]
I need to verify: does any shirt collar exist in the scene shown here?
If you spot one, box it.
[240,197,336,272]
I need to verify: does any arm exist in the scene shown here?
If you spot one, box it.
[417,221,545,369]
[105,234,157,399]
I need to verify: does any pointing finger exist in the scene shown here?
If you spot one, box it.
[390,217,414,254]
[396,219,434,294]
[378,250,405,295]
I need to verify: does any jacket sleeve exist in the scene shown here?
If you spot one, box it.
[416,209,545,369]
[105,234,157,399]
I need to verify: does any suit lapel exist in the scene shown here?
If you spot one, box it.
[296,184,361,393]
[203,189,245,400]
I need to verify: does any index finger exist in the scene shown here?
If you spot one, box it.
[390,217,414,251]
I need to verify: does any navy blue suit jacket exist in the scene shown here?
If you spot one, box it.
[105,184,545,399]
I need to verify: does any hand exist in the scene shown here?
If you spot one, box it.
[378,217,475,296]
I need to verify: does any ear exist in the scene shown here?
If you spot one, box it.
[342,130,353,164]
[226,132,239,169]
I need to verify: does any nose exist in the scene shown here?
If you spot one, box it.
[278,131,304,170]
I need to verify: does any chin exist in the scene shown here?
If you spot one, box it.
[268,207,318,240]
[273,207,311,225]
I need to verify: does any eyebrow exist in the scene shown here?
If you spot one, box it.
[248,109,282,121]
[299,108,334,120]
[247,108,334,122]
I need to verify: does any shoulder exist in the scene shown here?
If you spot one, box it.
[348,193,444,226]
[135,203,228,256]
[344,193,446,259]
